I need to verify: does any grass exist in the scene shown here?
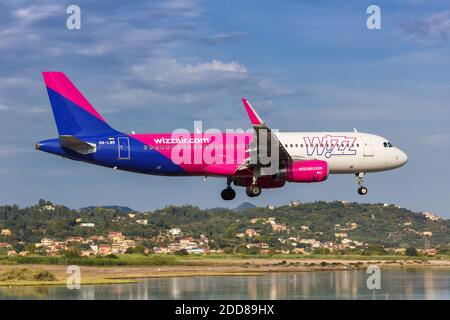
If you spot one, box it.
[0,254,179,266]
[0,253,447,268]
[178,253,444,261]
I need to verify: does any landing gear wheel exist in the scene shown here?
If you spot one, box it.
[358,186,368,195]
[355,172,368,196]
[221,188,236,200]
[246,185,261,197]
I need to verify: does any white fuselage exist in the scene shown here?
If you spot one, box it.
[275,132,408,174]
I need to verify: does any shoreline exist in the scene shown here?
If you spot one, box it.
[1,257,450,287]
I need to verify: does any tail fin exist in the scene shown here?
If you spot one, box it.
[43,72,118,136]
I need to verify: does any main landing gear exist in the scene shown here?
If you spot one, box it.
[246,184,261,197]
[221,178,236,201]
[356,172,368,195]
[221,187,236,200]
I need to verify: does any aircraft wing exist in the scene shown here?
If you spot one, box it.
[239,98,292,172]
[59,135,97,155]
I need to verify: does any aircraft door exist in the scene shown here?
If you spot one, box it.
[360,135,374,157]
[118,137,130,159]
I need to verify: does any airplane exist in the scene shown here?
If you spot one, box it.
[36,72,408,200]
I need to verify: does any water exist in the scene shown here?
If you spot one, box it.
[1,268,449,300]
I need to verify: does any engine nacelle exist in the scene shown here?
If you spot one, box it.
[279,160,329,183]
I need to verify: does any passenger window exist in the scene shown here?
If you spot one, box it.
[295,144,298,148]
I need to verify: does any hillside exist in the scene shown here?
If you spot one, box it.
[0,200,448,251]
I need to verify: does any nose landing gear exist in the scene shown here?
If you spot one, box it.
[356,172,368,195]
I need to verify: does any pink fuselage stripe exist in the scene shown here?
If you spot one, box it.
[132,133,254,175]
[43,72,105,122]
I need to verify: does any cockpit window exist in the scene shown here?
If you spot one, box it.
[388,142,393,147]
[383,142,388,148]
[383,142,393,148]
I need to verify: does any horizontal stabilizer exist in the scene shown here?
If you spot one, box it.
[59,135,97,154]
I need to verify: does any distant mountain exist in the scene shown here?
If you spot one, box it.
[235,202,257,211]
[79,205,135,213]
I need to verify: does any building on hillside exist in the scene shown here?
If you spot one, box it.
[289,200,301,207]
[187,248,204,254]
[81,250,95,257]
[267,205,275,210]
[423,248,438,256]
[1,229,12,236]
[7,250,17,256]
[335,233,348,238]
[423,212,442,221]
[136,219,148,225]
[98,244,112,255]
[80,223,95,227]
[271,223,287,232]
[422,231,433,237]
[88,235,104,242]
[39,205,55,211]
[66,236,84,243]
[169,228,181,237]
[292,248,306,255]
[245,228,259,238]
[108,231,124,242]
[39,238,54,247]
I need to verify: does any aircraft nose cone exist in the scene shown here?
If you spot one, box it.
[396,150,408,166]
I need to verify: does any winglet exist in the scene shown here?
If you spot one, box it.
[242,98,264,126]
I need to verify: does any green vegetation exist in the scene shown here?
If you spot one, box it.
[0,199,449,255]
[0,254,179,266]
[0,268,56,281]
[406,247,418,256]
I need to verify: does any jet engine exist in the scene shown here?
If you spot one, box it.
[278,160,329,183]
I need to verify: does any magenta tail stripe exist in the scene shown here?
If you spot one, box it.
[42,72,105,122]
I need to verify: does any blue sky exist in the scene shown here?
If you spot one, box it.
[0,0,449,216]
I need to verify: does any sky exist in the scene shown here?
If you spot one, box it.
[0,0,449,216]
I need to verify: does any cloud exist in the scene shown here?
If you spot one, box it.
[157,0,202,18]
[13,4,62,25]
[401,10,450,41]
[123,58,303,106]
[201,32,247,45]
[131,58,248,88]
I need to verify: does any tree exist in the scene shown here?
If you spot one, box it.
[405,247,418,256]
[174,249,189,256]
